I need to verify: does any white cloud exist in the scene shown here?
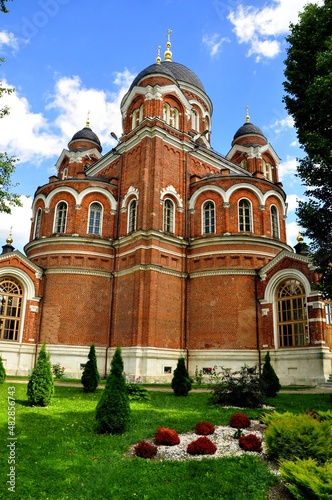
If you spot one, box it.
[279,156,298,180]
[202,34,230,58]
[286,193,302,212]
[0,30,20,52]
[0,196,32,253]
[228,0,323,60]
[286,220,300,247]
[0,69,134,163]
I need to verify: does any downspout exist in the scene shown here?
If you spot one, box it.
[255,270,262,374]
[105,148,123,377]
[184,147,191,372]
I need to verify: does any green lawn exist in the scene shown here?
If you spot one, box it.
[0,383,331,500]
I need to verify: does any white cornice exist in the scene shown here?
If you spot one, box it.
[190,269,257,279]
[113,264,186,279]
[24,235,114,254]
[189,235,292,253]
[45,268,113,278]
[259,250,313,280]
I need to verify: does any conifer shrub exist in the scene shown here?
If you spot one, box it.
[187,436,217,455]
[238,434,262,453]
[261,351,281,397]
[134,440,158,459]
[27,343,54,406]
[154,428,180,446]
[171,357,192,396]
[229,413,251,429]
[265,414,332,463]
[126,382,150,401]
[81,344,100,393]
[260,410,294,426]
[211,365,264,408]
[280,458,332,500]
[0,355,6,384]
[195,421,215,435]
[95,347,130,434]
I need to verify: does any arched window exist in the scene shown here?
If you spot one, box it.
[271,205,279,238]
[128,199,137,233]
[163,103,171,124]
[192,109,199,131]
[277,279,307,347]
[172,108,179,129]
[54,202,67,234]
[88,202,102,235]
[238,199,252,232]
[163,199,174,233]
[202,201,215,234]
[263,161,273,181]
[34,208,42,239]
[0,278,23,341]
[163,103,180,129]
[132,105,143,130]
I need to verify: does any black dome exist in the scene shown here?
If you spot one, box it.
[233,122,266,141]
[129,61,205,92]
[70,127,101,148]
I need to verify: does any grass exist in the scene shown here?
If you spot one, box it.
[0,383,331,500]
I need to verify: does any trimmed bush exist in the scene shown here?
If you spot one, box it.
[134,440,158,459]
[261,351,281,397]
[280,458,332,500]
[260,410,294,426]
[211,365,264,408]
[229,413,251,429]
[265,414,332,463]
[195,421,215,435]
[187,437,217,455]
[0,355,6,384]
[238,434,262,453]
[27,343,54,406]
[155,428,180,446]
[126,383,150,401]
[171,357,192,396]
[81,344,100,393]
[95,347,130,434]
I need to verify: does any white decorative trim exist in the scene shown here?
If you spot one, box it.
[160,185,183,209]
[190,269,256,279]
[45,268,113,278]
[259,250,312,281]
[114,264,187,279]
[121,186,139,210]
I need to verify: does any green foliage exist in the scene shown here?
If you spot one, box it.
[0,0,12,13]
[27,343,54,406]
[280,458,332,500]
[260,410,295,426]
[211,365,264,408]
[261,352,281,397]
[95,347,130,434]
[126,382,150,401]
[265,414,332,463]
[0,355,6,384]
[52,363,65,379]
[81,344,100,393]
[171,357,192,396]
[283,1,332,297]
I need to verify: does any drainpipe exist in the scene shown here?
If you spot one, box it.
[255,271,262,374]
[105,147,123,377]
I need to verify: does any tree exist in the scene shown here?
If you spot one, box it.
[261,351,281,398]
[171,357,192,396]
[95,347,130,434]
[0,354,6,383]
[27,343,54,406]
[283,0,332,298]
[0,2,21,214]
[81,344,100,393]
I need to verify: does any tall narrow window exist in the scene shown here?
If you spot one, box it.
[34,208,42,239]
[172,108,179,129]
[192,109,199,131]
[88,202,102,235]
[203,201,215,234]
[163,103,171,124]
[128,199,137,233]
[271,205,279,238]
[132,105,143,130]
[164,199,174,233]
[277,279,307,347]
[239,199,252,232]
[54,202,67,233]
[0,278,23,341]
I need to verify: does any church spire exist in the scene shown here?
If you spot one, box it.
[156,45,161,65]
[245,105,250,123]
[164,29,172,61]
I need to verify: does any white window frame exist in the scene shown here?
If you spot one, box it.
[53,201,67,234]
[238,198,252,232]
[87,202,103,235]
[202,200,216,235]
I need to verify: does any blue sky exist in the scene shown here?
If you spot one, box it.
[0,0,322,251]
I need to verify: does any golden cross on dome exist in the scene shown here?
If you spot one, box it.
[166,29,172,42]
[86,110,90,128]
[156,45,161,65]
[245,105,250,123]
[164,29,172,61]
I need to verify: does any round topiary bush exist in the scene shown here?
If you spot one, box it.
[27,343,54,406]
[155,428,180,446]
[238,433,262,452]
[187,436,217,455]
[134,440,158,459]
[195,421,215,435]
[229,413,251,429]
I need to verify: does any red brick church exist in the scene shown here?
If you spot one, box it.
[0,39,331,384]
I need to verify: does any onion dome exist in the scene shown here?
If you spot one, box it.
[233,122,266,142]
[68,120,102,153]
[232,108,267,147]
